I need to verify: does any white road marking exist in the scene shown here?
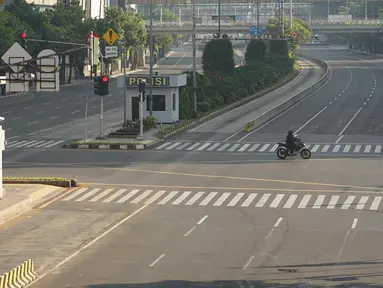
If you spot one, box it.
[197,215,208,225]
[351,218,358,229]
[242,256,255,270]
[184,226,196,237]
[149,254,166,267]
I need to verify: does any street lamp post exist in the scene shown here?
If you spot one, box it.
[149,0,154,116]
[192,0,197,113]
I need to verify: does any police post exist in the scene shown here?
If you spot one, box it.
[138,79,146,140]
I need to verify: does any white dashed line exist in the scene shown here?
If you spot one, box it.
[50,116,59,120]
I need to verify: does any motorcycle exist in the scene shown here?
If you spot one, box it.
[276,135,311,160]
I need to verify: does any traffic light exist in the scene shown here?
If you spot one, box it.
[101,75,109,96]
[94,75,109,96]
[19,32,27,48]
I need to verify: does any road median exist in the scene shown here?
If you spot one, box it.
[3,177,79,187]
[159,68,301,139]
[243,56,330,133]
[0,259,37,288]
[63,140,154,150]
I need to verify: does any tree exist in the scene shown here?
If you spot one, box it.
[153,7,179,22]
[0,11,23,56]
[202,38,235,76]
[245,39,267,65]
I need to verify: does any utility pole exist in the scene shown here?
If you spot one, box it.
[122,44,127,123]
[218,0,221,38]
[256,0,260,39]
[289,0,293,30]
[149,0,154,116]
[192,0,197,113]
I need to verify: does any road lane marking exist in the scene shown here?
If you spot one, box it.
[103,189,127,203]
[12,117,22,120]
[28,121,38,125]
[295,106,328,134]
[335,135,343,144]
[298,195,311,208]
[49,116,59,120]
[184,226,196,237]
[116,189,140,203]
[269,194,284,208]
[256,193,271,207]
[157,191,178,204]
[56,106,62,109]
[341,196,356,209]
[76,188,101,202]
[24,106,32,109]
[145,190,167,204]
[356,196,368,210]
[72,110,80,114]
[370,197,382,210]
[172,191,191,205]
[327,195,339,209]
[131,190,153,203]
[283,194,298,208]
[149,254,166,267]
[185,192,205,205]
[197,215,208,225]
[338,107,363,136]
[266,217,283,239]
[89,188,114,202]
[227,193,244,206]
[351,218,358,229]
[2,111,12,114]
[241,193,258,207]
[35,111,44,115]
[242,256,255,270]
[213,192,231,206]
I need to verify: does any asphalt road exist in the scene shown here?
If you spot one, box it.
[3,146,383,287]
[3,45,383,287]
[0,44,204,141]
[232,47,383,145]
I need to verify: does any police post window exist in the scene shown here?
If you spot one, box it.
[147,95,166,111]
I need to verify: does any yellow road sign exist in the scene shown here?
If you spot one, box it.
[103,28,119,45]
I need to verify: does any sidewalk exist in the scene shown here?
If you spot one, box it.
[0,185,128,276]
[31,107,165,143]
[0,184,65,228]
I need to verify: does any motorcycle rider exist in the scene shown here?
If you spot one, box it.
[286,130,300,154]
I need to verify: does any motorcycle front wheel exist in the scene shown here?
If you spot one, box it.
[300,148,311,159]
[277,147,288,159]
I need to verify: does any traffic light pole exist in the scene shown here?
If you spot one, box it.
[84,96,89,143]
[98,96,105,139]
[138,91,144,140]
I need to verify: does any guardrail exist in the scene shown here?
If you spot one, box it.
[243,56,330,133]
[145,19,383,27]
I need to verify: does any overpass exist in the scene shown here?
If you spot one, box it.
[145,19,383,35]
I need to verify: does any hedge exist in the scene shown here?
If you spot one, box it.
[180,39,296,119]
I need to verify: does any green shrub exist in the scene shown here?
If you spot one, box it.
[245,39,267,64]
[202,38,235,76]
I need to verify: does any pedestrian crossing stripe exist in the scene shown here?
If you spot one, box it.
[5,139,65,149]
[154,141,383,154]
[61,187,383,211]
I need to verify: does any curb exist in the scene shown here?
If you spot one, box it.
[0,259,37,288]
[0,185,67,226]
[159,69,301,139]
[3,179,76,187]
[243,55,329,133]
[63,143,147,150]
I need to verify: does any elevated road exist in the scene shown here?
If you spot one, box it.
[146,19,383,35]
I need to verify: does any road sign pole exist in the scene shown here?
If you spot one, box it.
[138,91,144,140]
[90,31,94,79]
[122,45,127,124]
[84,96,89,144]
[99,96,104,138]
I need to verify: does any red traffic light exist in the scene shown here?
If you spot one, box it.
[20,32,27,39]
[101,75,108,83]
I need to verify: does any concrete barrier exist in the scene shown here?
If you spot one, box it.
[0,259,37,288]
[243,55,330,133]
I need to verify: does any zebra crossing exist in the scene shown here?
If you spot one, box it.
[154,141,383,155]
[61,187,383,211]
[5,139,65,149]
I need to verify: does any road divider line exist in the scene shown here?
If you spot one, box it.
[295,106,328,134]
[149,254,166,267]
[184,226,196,237]
[197,215,208,225]
[242,256,255,270]
[266,217,283,240]
[335,135,343,144]
[351,218,358,229]
[27,121,38,125]
[338,107,363,136]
